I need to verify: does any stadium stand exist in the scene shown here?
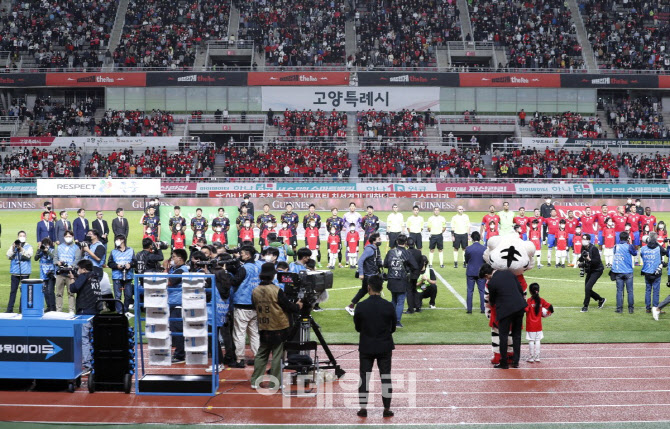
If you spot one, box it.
[353,0,461,68]
[469,0,584,69]
[605,95,666,139]
[357,109,435,141]
[580,0,670,70]
[2,147,82,178]
[220,146,351,177]
[84,147,212,178]
[492,147,621,178]
[273,109,348,140]
[26,97,97,137]
[529,112,604,138]
[625,152,670,179]
[114,0,230,68]
[236,0,346,66]
[358,147,486,178]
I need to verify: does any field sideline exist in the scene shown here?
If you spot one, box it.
[3,208,669,345]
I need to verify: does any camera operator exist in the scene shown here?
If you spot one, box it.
[35,238,56,312]
[250,263,303,389]
[68,259,103,372]
[54,230,82,314]
[229,245,261,368]
[5,231,33,313]
[136,238,166,276]
[346,233,383,316]
[383,234,418,328]
[612,231,638,314]
[108,235,136,314]
[168,248,190,363]
[265,233,292,262]
[579,234,606,312]
[289,247,312,273]
[81,230,106,274]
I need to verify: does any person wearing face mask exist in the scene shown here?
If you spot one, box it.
[212,225,227,245]
[108,235,136,314]
[143,225,157,242]
[302,203,322,232]
[34,237,56,312]
[191,230,207,248]
[229,246,260,368]
[656,222,667,248]
[280,204,300,259]
[304,220,322,267]
[327,208,346,267]
[602,219,616,267]
[6,231,33,313]
[82,230,106,275]
[278,221,293,247]
[327,227,342,270]
[239,194,254,218]
[346,223,361,268]
[171,222,186,250]
[236,205,254,233]
[54,230,82,314]
[41,201,57,222]
[142,206,161,242]
[256,204,276,247]
[169,206,187,235]
[346,233,383,316]
[238,220,255,246]
[265,233,292,262]
[260,221,277,248]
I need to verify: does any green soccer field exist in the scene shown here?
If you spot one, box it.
[4,208,670,345]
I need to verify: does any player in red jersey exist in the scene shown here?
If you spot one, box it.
[564,210,580,260]
[611,206,628,243]
[640,207,657,237]
[513,207,530,240]
[626,209,642,247]
[555,220,569,268]
[543,209,562,267]
[579,207,598,245]
[570,225,583,267]
[595,204,611,247]
[480,205,500,242]
[529,219,543,268]
[602,219,616,267]
[326,227,342,269]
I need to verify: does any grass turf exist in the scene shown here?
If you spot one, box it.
[2,209,669,345]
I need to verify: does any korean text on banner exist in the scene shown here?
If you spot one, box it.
[37,179,162,196]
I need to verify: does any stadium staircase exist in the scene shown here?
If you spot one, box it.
[347,112,359,179]
[213,154,226,176]
[567,0,597,71]
[108,0,131,56]
[456,0,473,41]
[595,110,616,138]
[345,19,356,61]
[228,4,240,41]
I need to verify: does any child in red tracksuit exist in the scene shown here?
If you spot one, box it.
[525,283,553,363]
[143,227,156,242]
[238,222,254,246]
[346,224,360,268]
[304,223,321,267]
[278,222,292,246]
[211,226,227,245]
[172,230,186,250]
[327,228,341,269]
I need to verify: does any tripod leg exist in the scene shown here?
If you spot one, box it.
[309,316,346,379]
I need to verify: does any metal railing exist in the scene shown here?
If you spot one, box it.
[0,116,20,136]
[181,114,266,125]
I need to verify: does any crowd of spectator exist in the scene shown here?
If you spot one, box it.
[606,95,666,139]
[96,109,175,137]
[114,0,230,68]
[272,109,348,139]
[0,0,117,55]
[580,0,670,70]
[529,111,604,139]
[357,109,435,141]
[35,49,105,69]
[353,0,461,68]
[469,0,584,69]
[84,147,213,178]
[26,97,97,137]
[236,0,346,66]
[220,145,351,177]
[624,152,670,179]
[358,147,486,178]
[1,147,82,178]
[492,147,620,178]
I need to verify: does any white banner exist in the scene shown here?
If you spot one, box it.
[520,137,568,147]
[355,183,437,192]
[196,182,277,194]
[262,86,440,111]
[37,179,162,196]
[10,136,183,151]
[515,183,594,195]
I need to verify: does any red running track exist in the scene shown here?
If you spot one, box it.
[1,343,670,426]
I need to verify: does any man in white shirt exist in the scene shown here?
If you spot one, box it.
[450,206,471,268]
[386,204,404,249]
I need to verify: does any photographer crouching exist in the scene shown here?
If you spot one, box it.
[251,263,303,389]
[579,234,607,312]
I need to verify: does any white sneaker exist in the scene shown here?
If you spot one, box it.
[526,356,535,363]
[205,364,224,373]
[430,305,436,309]
[652,307,660,321]
[68,311,75,316]
[345,306,355,316]
[125,312,135,319]
[534,356,540,362]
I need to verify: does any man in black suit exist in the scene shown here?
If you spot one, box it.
[486,268,527,369]
[92,211,110,245]
[54,211,71,245]
[353,275,396,418]
[464,231,487,314]
[112,208,130,241]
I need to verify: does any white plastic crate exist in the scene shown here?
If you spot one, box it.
[145,323,170,339]
[182,307,207,322]
[183,320,207,337]
[148,349,172,366]
[184,336,208,352]
[185,350,208,365]
[146,307,169,323]
[143,277,168,290]
[148,337,171,349]
[144,290,168,308]
[181,292,206,310]
[182,275,207,290]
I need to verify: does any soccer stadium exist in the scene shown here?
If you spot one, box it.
[1,0,670,427]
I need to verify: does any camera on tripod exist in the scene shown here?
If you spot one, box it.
[278,271,333,310]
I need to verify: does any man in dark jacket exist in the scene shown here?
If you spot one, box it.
[383,234,418,327]
[464,231,486,314]
[405,237,423,313]
[346,233,382,315]
[353,275,396,418]
[579,233,606,312]
[487,269,527,369]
